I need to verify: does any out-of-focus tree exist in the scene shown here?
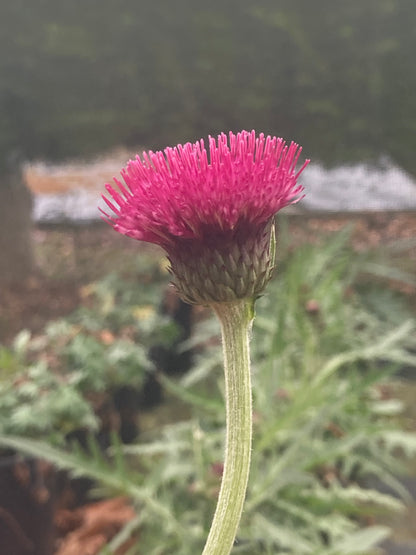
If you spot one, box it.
[249,0,416,170]
[0,89,36,284]
[0,159,34,285]
[0,0,415,168]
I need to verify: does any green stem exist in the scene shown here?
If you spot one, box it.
[202,298,254,555]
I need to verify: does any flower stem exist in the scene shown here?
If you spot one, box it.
[202,299,254,555]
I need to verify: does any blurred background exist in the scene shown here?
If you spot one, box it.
[1,2,416,554]
[1,0,416,220]
[1,0,415,226]
[1,0,415,166]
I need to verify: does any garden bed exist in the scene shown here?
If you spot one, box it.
[0,211,415,554]
[2,211,416,345]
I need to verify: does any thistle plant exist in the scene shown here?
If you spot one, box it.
[102,130,309,554]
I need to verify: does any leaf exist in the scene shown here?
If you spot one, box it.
[0,434,182,536]
[331,525,391,554]
[361,261,416,287]
[12,329,31,355]
[158,373,223,413]
[370,399,404,416]
[250,513,315,553]
[378,430,416,458]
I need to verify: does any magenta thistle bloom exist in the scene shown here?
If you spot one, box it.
[102,130,308,304]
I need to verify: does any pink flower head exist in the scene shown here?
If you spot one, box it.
[102,130,309,304]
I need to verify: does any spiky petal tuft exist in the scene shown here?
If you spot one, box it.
[102,130,308,303]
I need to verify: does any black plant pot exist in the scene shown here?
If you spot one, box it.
[0,454,56,555]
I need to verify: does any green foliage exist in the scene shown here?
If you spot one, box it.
[0,229,415,553]
[0,356,98,440]
[0,263,177,441]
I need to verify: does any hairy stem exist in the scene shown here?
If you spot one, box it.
[202,299,254,555]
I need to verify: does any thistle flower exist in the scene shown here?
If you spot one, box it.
[102,130,308,304]
[101,130,309,555]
